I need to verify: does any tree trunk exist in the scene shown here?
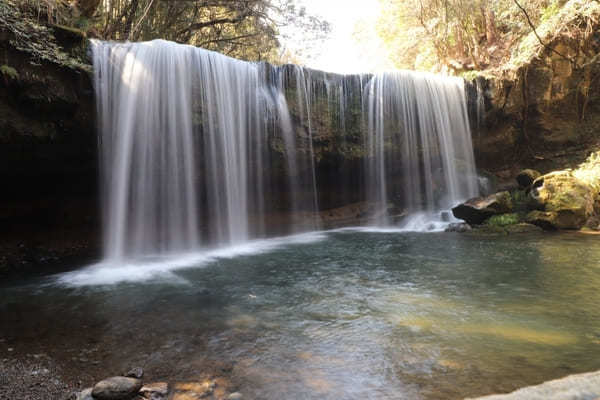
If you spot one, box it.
[485,9,497,44]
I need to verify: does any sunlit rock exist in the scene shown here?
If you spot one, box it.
[467,370,600,399]
[527,171,595,229]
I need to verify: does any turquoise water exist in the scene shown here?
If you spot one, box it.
[1,230,599,399]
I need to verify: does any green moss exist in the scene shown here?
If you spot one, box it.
[0,0,91,72]
[486,213,521,227]
[0,65,19,80]
[511,190,531,212]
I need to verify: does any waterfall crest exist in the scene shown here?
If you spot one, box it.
[92,39,478,261]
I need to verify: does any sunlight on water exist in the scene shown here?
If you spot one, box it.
[2,231,600,399]
[56,231,327,286]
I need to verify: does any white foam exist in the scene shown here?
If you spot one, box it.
[56,231,327,287]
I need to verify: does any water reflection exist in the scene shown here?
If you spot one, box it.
[0,231,599,399]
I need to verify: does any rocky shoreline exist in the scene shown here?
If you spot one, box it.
[451,154,600,233]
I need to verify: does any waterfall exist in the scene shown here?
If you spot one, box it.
[364,72,479,227]
[92,39,478,262]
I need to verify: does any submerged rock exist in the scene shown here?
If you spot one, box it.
[516,169,541,188]
[91,376,142,400]
[527,171,595,230]
[452,191,513,225]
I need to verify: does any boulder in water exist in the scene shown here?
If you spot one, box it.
[527,171,595,229]
[516,169,541,188]
[452,191,513,225]
[91,377,142,400]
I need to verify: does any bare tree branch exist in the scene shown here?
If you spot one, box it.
[512,0,576,66]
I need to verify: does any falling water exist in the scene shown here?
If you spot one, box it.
[92,39,478,262]
[364,72,479,227]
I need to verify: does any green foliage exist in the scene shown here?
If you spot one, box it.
[506,0,600,69]
[486,213,521,227]
[0,0,90,71]
[511,190,530,212]
[0,65,19,80]
[7,0,328,64]
[368,0,598,73]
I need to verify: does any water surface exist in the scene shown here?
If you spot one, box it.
[1,231,599,399]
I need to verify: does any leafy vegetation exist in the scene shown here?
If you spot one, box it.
[0,64,19,80]
[368,0,599,74]
[8,0,329,63]
[486,213,521,226]
[0,0,90,70]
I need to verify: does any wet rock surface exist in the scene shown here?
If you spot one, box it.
[91,376,143,400]
[452,191,513,225]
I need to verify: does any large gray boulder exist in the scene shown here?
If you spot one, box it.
[452,191,513,225]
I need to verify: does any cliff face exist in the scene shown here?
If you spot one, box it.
[1,0,599,274]
[0,4,99,275]
[471,0,600,178]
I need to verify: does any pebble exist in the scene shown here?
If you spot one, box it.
[125,366,144,379]
[228,392,243,400]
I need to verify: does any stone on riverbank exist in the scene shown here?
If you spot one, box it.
[452,191,513,225]
[467,370,600,399]
[91,376,142,400]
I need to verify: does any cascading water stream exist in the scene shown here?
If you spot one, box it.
[364,72,479,228]
[92,39,479,263]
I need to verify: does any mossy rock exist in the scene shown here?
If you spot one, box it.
[486,213,520,227]
[516,169,541,188]
[469,222,542,235]
[528,171,595,229]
